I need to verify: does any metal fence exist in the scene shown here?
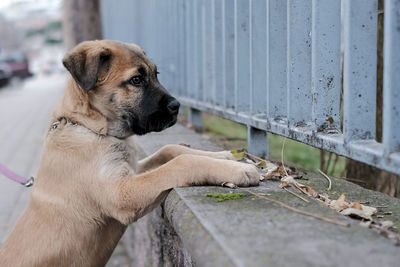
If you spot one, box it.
[100,0,400,176]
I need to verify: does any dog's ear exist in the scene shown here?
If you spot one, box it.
[63,44,111,91]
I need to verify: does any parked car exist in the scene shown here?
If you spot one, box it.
[0,52,32,78]
[0,63,12,87]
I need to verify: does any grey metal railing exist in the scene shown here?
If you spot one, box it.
[100,0,400,176]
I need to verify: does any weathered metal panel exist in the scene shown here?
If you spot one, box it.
[343,0,377,141]
[287,0,312,127]
[311,0,341,133]
[267,0,287,120]
[383,0,400,153]
[250,0,267,115]
[101,0,400,175]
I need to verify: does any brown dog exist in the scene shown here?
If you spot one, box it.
[0,40,259,267]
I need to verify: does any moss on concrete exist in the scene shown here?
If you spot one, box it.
[205,193,245,202]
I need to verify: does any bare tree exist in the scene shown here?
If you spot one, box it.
[62,0,102,51]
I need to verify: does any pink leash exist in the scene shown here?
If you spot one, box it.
[0,162,34,187]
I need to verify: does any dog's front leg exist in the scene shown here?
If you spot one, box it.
[107,154,259,224]
[137,144,235,173]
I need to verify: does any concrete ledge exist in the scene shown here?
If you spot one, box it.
[127,124,400,267]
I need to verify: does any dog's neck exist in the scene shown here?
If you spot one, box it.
[53,77,108,136]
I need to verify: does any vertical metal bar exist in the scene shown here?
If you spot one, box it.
[235,0,251,112]
[200,0,207,102]
[173,0,179,96]
[211,0,217,104]
[204,0,214,103]
[224,0,235,110]
[383,0,400,152]
[187,0,196,99]
[100,0,108,38]
[157,0,167,86]
[343,0,377,141]
[267,0,287,120]
[189,108,203,132]
[196,0,204,101]
[251,0,267,114]
[248,126,269,159]
[311,0,341,133]
[179,0,187,97]
[287,0,312,128]
[214,0,224,106]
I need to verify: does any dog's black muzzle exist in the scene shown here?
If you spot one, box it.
[127,93,180,135]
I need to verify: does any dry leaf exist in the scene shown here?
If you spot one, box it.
[262,166,280,179]
[329,194,349,212]
[256,160,267,168]
[341,204,377,221]
[304,186,319,198]
[280,176,306,188]
[350,202,362,210]
[230,149,245,161]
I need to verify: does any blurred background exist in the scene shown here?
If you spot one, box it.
[0,0,63,86]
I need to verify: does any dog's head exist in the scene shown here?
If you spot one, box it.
[62,40,180,138]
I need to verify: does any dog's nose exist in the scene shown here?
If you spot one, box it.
[167,99,180,114]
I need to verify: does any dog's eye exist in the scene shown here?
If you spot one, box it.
[130,76,143,86]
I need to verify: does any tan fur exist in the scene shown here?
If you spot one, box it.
[0,40,259,267]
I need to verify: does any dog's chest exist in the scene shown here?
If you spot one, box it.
[107,138,138,172]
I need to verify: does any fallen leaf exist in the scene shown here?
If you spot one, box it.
[329,194,349,212]
[341,208,372,220]
[230,149,245,161]
[262,166,280,179]
[280,176,306,188]
[304,186,319,198]
[360,204,378,216]
[256,160,267,168]
[350,202,362,210]
[340,204,377,221]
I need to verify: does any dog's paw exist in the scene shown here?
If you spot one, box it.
[226,162,260,187]
[209,151,237,161]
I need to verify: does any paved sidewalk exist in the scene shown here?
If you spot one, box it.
[0,75,65,242]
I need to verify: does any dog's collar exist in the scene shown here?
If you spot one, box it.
[50,117,77,132]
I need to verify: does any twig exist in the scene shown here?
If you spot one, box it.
[283,187,310,203]
[242,189,349,227]
[281,138,289,176]
[318,169,332,191]
[244,152,265,163]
